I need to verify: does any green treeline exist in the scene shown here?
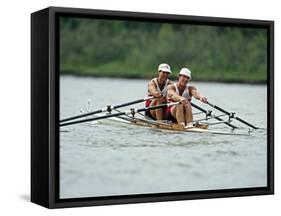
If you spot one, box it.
[60,17,267,83]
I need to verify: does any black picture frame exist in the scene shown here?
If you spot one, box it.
[31,6,274,208]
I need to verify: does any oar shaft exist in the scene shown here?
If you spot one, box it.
[190,102,237,129]
[60,109,103,123]
[190,102,207,113]
[137,101,179,113]
[215,117,237,129]
[114,96,153,109]
[207,102,231,115]
[60,112,128,127]
[203,120,231,126]
[60,101,179,127]
[60,96,154,123]
[235,116,258,129]
[207,102,258,129]
[192,113,227,123]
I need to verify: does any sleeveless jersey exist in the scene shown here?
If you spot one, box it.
[168,83,191,101]
[148,78,170,97]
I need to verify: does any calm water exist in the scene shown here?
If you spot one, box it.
[60,75,267,199]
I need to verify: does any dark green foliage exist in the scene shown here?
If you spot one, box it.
[60,17,267,83]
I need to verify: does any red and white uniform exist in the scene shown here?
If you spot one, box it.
[145,78,170,107]
[167,83,191,101]
[166,83,192,117]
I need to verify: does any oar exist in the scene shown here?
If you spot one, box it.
[191,113,228,123]
[60,101,180,127]
[190,102,238,129]
[206,102,258,129]
[60,96,154,123]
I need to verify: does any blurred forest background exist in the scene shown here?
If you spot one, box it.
[60,17,267,83]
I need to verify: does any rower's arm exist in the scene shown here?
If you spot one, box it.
[167,85,180,101]
[189,86,208,103]
[148,81,161,97]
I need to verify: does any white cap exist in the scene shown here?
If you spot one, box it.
[158,63,171,73]
[178,67,192,80]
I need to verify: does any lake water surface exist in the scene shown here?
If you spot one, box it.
[60,75,267,199]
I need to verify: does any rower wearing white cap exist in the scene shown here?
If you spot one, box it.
[166,67,208,128]
[145,63,174,120]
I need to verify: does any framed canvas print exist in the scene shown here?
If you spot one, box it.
[31,6,274,208]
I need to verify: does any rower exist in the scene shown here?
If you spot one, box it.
[166,67,208,128]
[145,63,174,121]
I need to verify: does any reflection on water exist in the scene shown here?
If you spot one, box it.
[60,76,267,198]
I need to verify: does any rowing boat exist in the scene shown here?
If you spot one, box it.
[97,114,251,136]
[60,96,257,136]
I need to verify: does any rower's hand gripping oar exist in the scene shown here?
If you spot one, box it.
[60,96,154,123]
[60,101,180,127]
[206,102,258,129]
